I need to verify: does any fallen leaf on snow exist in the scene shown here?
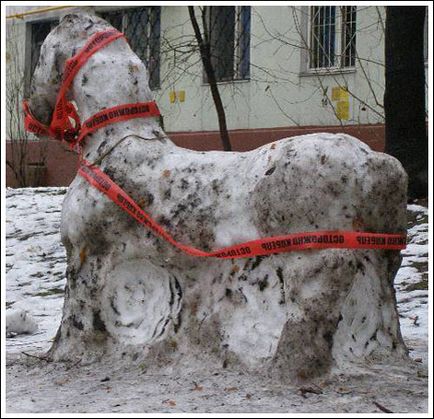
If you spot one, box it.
[54,378,69,386]
[336,386,352,395]
[298,385,323,398]
[192,381,203,391]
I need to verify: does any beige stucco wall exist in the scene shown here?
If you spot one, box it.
[156,6,388,133]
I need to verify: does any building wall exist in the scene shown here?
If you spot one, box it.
[6,140,79,188]
[6,124,385,187]
[156,6,387,133]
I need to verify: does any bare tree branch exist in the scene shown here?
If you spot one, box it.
[188,6,232,151]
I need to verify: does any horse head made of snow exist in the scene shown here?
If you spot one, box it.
[27,13,408,381]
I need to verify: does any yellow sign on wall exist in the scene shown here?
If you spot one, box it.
[336,101,350,120]
[332,86,349,101]
[331,86,350,120]
[169,90,186,103]
[178,90,185,102]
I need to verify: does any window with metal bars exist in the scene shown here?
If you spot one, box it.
[99,7,161,90]
[309,6,356,70]
[205,6,251,82]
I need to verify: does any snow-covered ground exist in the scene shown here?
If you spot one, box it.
[6,187,67,354]
[395,203,429,363]
[5,187,429,413]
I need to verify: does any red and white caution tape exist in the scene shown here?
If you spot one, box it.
[79,161,407,259]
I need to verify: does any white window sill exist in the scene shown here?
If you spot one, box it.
[299,67,356,77]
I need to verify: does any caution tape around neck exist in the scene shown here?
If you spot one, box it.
[78,160,407,260]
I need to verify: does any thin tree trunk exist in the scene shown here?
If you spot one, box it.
[384,6,427,199]
[188,6,232,151]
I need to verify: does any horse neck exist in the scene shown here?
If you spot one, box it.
[69,44,163,160]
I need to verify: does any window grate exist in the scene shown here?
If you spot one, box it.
[206,6,251,82]
[309,6,357,70]
[310,6,336,69]
[99,7,161,90]
[341,6,357,68]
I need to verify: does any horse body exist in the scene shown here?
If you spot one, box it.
[28,13,408,379]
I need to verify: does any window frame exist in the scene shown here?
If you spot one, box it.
[24,18,58,97]
[203,5,251,84]
[98,6,161,91]
[302,5,357,75]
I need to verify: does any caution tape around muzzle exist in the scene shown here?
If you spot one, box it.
[22,29,126,145]
[22,100,50,137]
[78,160,407,260]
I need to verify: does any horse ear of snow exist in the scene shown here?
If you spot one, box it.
[32,14,408,382]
